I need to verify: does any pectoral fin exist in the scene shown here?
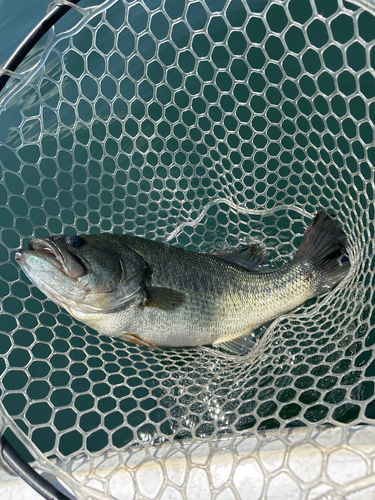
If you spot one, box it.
[144,286,186,311]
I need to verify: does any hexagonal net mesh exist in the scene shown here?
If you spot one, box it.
[0,0,374,498]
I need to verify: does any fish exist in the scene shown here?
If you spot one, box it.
[15,211,350,350]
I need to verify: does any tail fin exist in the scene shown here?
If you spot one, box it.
[294,211,350,293]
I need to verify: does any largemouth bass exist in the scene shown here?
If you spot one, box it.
[15,212,350,349]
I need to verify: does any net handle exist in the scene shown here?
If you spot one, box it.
[0,435,73,500]
[0,0,81,93]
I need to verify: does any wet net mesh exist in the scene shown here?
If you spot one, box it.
[0,0,375,498]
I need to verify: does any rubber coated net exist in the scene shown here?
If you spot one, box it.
[0,0,374,498]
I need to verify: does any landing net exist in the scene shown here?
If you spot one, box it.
[0,0,374,498]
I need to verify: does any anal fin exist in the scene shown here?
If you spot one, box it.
[212,332,257,356]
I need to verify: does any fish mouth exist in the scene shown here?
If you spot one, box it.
[19,238,86,279]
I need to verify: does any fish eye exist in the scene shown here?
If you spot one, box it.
[66,235,85,248]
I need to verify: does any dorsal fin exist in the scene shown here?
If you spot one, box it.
[209,244,268,271]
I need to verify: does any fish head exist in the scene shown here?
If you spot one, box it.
[15,234,147,320]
